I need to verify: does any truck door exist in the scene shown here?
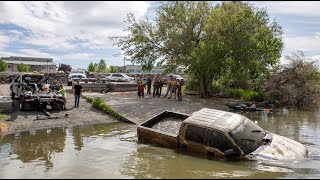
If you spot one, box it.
[179,124,239,159]
[179,124,207,154]
[203,129,237,159]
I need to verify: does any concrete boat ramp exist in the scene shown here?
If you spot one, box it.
[82,91,230,125]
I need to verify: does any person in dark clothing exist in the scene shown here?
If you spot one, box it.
[177,79,182,101]
[164,76,173,97]
[146,76,152,94]
[73,80,82,107]
[158,78,163,97]
[153,76,160,97]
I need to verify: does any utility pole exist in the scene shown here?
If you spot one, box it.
[123,59,126,73]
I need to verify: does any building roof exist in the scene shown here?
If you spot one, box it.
[183,108,246,132]
[3,60,56,66]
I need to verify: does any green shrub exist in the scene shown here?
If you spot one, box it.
[211,82,224,93]
[226,88,266,101]
[89,97,121,119]
[184,81,200,91]
[227,88,245,98]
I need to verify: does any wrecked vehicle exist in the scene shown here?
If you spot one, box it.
[10,73,65,111]
[137,108,308,161]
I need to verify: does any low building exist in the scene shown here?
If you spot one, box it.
[1,56,57,73]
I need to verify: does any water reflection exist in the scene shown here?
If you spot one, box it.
[120,144,288,179]
[230,107,320,144]
[0,107,320,178]
[0,122,130,170]
[0,128,66,169]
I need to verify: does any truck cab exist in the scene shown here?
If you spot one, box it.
[137,108,308,161]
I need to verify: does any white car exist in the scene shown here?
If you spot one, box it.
[67,73,86,86]
[105,73,134,82]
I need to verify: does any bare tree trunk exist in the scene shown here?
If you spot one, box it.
[199,77,213,98]
[200,79,206,98]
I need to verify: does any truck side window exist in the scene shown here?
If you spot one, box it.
[185,125,205,144]
[205,129,234,152]
[185,125,234,152]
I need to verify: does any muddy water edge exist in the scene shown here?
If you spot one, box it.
[1,107,320,178]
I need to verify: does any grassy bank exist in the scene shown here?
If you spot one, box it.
[84,96,121,119]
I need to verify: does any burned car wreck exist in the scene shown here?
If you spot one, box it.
[10,73,66,111]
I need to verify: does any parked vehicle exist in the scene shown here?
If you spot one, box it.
[137,108,308,161]
[19,88,65,111]
[67,69,87,86]
[162,74,185,85]
[10,73,66,111]
[10,73,51,98]
[105,73,134,82]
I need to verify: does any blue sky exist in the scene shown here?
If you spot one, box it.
[0,1,319,69]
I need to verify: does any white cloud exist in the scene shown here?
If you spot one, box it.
[0,1,151,51]
[23,33,76,51]
[0,34,10,49]
[61,53,96,61]
[280,53,320,65]
[0,48,56,60]
[0,50,26,57]
[18,48,55,58]
[283,34,320,53]
[253,1,320,17]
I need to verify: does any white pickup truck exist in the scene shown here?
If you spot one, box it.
[67,69,87,86]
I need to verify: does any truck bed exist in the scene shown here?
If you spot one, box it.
[137,111,189,149]
[151,117,183,136]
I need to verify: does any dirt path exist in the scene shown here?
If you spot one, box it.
[0,84,117,135]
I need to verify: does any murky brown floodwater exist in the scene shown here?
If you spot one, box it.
[1,107,320,179]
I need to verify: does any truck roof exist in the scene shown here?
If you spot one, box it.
[183,108,246,132]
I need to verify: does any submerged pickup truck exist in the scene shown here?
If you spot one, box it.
[137,108,308,161]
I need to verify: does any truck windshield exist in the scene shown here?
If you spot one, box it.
[229,119,266,155]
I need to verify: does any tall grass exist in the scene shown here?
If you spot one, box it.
[85,97,121,119]
[226,88,266,101]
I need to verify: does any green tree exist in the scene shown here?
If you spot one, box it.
[208,2,283,90]
[93,63,98,72]
[87,62,95,72]
[17,63,30,72]
[98,59,107,73]
[109,65,118,73]
[113,1,283,97]
[0,60,7,72]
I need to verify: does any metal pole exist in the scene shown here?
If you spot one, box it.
[124,59,126,73]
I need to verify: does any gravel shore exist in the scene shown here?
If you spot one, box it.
[0,84,117,135]
[0,84,240,135]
